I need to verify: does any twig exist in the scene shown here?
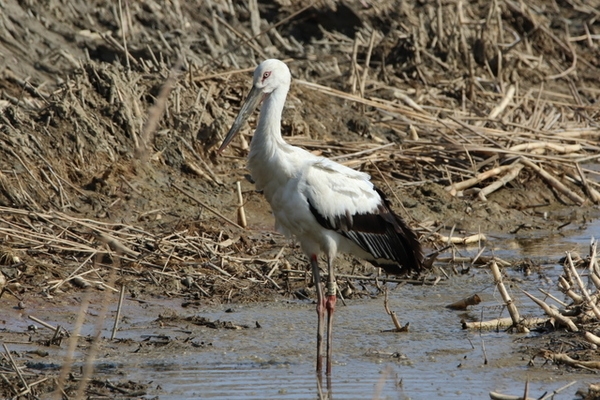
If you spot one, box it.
[487,84,516,120]
[28,315,61,333]
[111,284,126,340]
[359,30,376,97]
[539,381,577,400]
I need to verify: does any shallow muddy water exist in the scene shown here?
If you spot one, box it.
[3,220,600,399]
[106,273,591,399]
[128,218,598,399]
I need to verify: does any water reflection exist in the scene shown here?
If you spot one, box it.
[316,374,330,400]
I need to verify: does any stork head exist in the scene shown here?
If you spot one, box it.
[218,59,291,153]
[252,59,291,94]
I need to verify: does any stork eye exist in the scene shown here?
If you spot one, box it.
[262,71,271,81]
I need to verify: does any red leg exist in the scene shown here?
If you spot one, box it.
[310,255,325,375]
[325,257,337,375]
[325,288,336,375]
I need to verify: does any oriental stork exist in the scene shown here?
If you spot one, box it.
[218,59,424,375]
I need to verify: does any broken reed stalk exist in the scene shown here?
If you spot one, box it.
[565,251,600,320]
[445,164,514,194]
[96,232,140,257]
[539,349,600,370]
[576,162,600,203]
[28,315,63,334]
[522,290,579,332]
[487,84,516,120]
[584,331,600,347]
[434,232,486,245]
[476,163,524,201]
[538,288,568,307]
[489,391,536,400]
[558,276,584,303]
[383,287,407,332]
[588,240,600,289]
[539,381,578,400]
[520,158,585,205]
[173,183,244,230]
[236,181,247,228]
[462,317,546,330]
[490,261,521,327]
[2,343,30,392]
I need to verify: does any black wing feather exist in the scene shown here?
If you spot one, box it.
[308,187,423,275]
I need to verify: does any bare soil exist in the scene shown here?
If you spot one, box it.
[1,0,600,398]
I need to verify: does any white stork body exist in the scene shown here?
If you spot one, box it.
[250,137,376,265]
[219,59,423,375]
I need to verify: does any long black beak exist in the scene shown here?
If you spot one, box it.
[218,85,262,153]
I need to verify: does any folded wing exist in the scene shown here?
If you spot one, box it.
[303,159,423,275]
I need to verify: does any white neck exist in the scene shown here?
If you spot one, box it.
[251,86,288,153]
[247,84,293,192]
[248,85,290,169]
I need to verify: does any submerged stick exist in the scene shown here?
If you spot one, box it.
[489,392,535,400]
[446,294,481,310]
[28,315,62,333]
[539,381,578,400]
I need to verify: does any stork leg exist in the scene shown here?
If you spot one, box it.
[310,254,325,375]
[325,257,337,375]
